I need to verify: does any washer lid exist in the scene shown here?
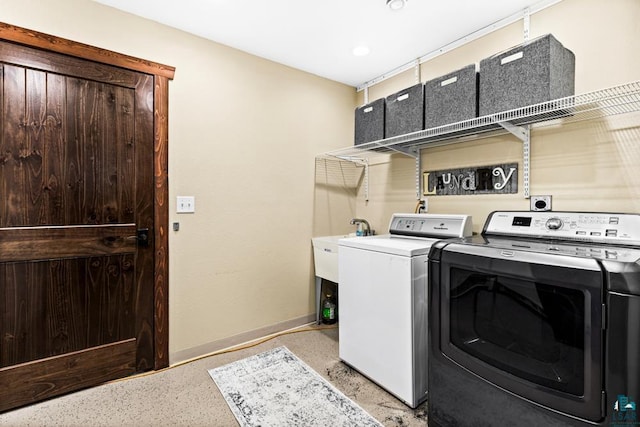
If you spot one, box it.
[339,234,436,257]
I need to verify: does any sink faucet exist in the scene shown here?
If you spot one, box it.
[350,218,372,236]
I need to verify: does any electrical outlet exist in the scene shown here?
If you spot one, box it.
[530,195,552,212]
[419,199,428,213]
[176,196,195,213]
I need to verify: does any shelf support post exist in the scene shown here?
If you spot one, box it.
[523,7,531,41]
[523,129,530,199]
[363,159,369,202]
[414,147,422,200]
[497,121,530,199]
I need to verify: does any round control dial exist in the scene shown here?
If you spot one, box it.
[545,217,563,230]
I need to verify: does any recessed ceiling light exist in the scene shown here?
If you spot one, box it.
[386,0,407,11]
[352,45,370,57]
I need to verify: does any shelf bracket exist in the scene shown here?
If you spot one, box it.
[386,145,419,158]
[497,121,530,199]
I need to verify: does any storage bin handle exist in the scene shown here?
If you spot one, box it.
[501,51,524,65]
[440,76,458,87]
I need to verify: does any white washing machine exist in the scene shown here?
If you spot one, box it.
[338,213,472,408]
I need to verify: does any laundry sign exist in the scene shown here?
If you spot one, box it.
[423,163,518,196]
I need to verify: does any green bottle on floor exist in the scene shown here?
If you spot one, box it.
[322,294,337,324]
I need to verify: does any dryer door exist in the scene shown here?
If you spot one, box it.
[438,244,604,422]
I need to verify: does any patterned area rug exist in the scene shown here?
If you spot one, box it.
[208,346,383,427]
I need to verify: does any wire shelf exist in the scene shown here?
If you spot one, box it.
[319,80,640,160]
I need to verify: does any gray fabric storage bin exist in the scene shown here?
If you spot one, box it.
[479,34,575,116]
[354,98,385,145]
[424,64,478,128]
[385,83,424,138]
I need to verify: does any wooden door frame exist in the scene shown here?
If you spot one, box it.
[0,22,174,369]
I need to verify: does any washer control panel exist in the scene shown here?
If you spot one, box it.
[484,211,640,245]
[389,213,473,239]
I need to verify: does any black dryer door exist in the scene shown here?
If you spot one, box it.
[439,243,604,422]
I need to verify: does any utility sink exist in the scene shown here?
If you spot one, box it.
[311,235,350,283]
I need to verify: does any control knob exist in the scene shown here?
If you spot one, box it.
[545,217,563,230]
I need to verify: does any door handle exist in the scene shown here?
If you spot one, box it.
[136,228,150,247]
[125,228,150,247]
[105,228,150,248]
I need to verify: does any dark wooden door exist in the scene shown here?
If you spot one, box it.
[0,39,157,411]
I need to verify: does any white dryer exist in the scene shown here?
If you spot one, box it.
[338,213,472,408]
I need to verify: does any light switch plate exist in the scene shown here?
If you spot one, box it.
[177,196,195,213]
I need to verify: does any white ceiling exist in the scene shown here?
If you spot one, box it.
[92,0,556,88]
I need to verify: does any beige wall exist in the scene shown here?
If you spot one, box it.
[353,0,640,235]
[2,0,639,365]
[1,0,356,363]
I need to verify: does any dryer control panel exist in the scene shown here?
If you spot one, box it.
[484,211,640,246]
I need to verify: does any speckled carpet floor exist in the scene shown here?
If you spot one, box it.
[0,324,428,426]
